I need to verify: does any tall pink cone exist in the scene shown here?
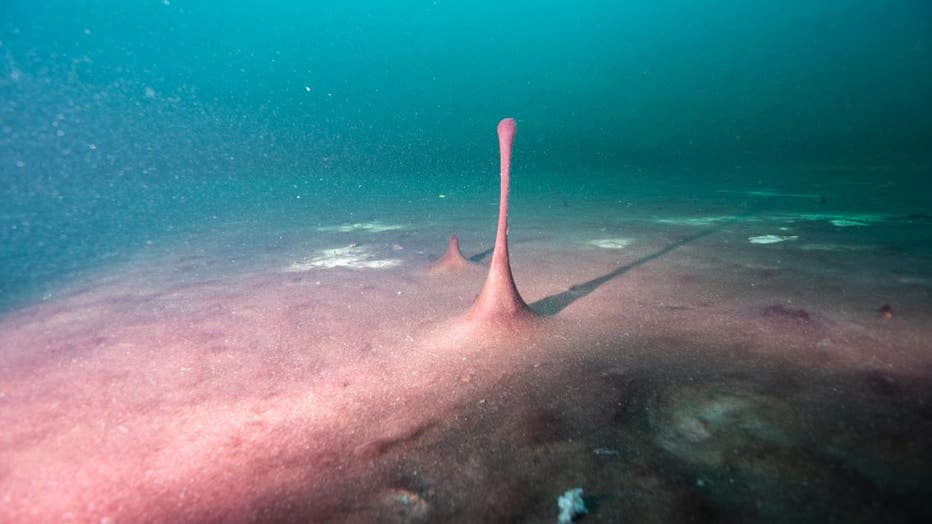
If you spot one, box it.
[463,118,536,329]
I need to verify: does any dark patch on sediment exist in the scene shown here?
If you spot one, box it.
[916,385,932,422]
[199,339,932,524]
[602,369,661,429]
[507,407,565,446]
[670,488,732,524]
[472,477,542,523]
[761,304,811,322]
[864,371,903,399]
[354,420,438,459]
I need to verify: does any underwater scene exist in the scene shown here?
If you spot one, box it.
[1,1,931,523]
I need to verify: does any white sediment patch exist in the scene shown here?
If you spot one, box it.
[286,246,402,271]
[716,189,822,199]
[316,221,404,233]
[803,213,887,224]
[798,243,876,252]
[653,216,736,226]
[761,212,888,226]
[587,238,633,249]
[896,276,932,286]
[748,235,798,245]
[829,219,868,227]
[644,212,886,228]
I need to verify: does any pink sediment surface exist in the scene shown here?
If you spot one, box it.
[1,213,930,522]
[3,121,932,523]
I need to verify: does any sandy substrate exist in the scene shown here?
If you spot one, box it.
[1,196,931,523]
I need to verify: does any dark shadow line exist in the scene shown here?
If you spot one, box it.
[468,247,494,263]
[530,212,751,316]
[468,236,538,264]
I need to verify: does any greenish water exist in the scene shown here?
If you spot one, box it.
[1,2,930,305]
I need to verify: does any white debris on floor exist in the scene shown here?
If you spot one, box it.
[557,488,588,524]
[748,235,798,244]
[829,219,868,227]
[587,238,633,249]
[316,221,404,233]
[286,245,402,270]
